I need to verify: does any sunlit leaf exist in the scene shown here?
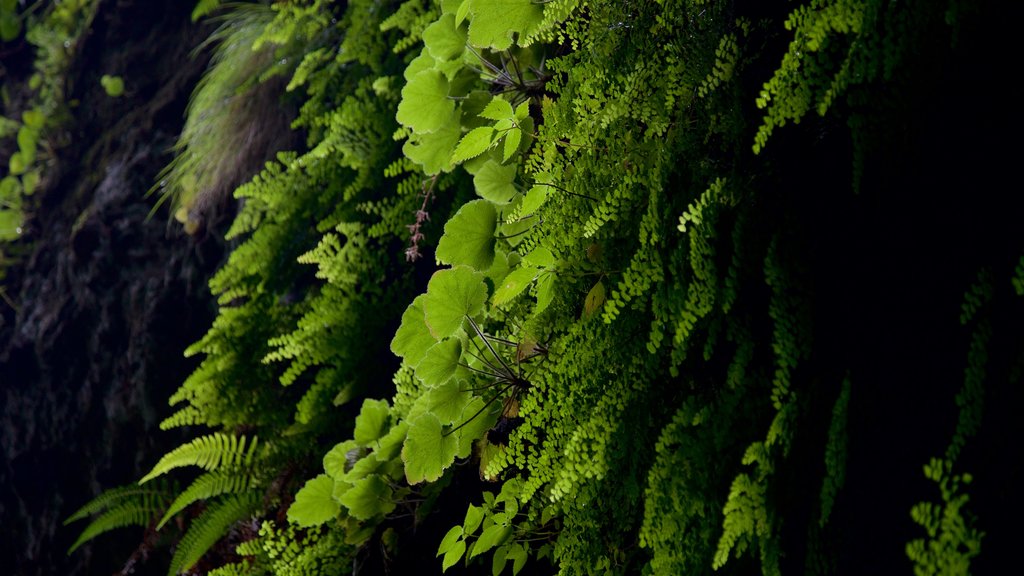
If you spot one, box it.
[493,266,539,306]
[397,69,454,134]
[391,295,437,366]
[402,413,459,484]
[435,201,497,271]
[288,475,340,527]
[416,339,464,388]
[467,0,543,50]
[474,161,518,204]
[424,14,468,61]
[354,399,390,446]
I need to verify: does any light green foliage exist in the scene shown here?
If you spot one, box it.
[99,74,124,96]
[435,200,497,270]
[168,492,262,576]
[158,470,254,529]
[906,459,983,576]
[140,433,259,484]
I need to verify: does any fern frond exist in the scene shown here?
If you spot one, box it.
[158,470,255,530]
[140,433,259,484]
[65,481,173,554]
[168,491,262,576]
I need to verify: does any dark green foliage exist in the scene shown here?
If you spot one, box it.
[63,0,1021,574]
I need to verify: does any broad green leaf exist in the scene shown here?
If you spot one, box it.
[9,152,26,175]
[372,422,409,462]
[480,98,514,121]
[522,246,555,268]
[396,69,454,134]
[584,280,606,317]
[354,399,391,446]
[467,0,543,50]
[535,272,556,313]
[0,176,20,200]
[507,542,528,575]
[22,109,44,129]
[503,128,522,162]
[17,126,36,160]
[416,339,464,387]
[402,413,459,484]
[343,452,385,483]
[451,126,496,165]
[424,14,468,61]
[390,295,437,366]
[492,544,508,576]
[460,90,496,130]
[474,161,518,204]
[427,378,473,425]
[455,0,470,27]
[493,266,539,306]
[517,185,548,216]
[404,117,461,175]
[514,101,529,122]
[438,525,463,556]
[338,475,396,520]
[435,201,497,271]
[418,271,486,352]
[464,503,485,535]
[404,49,435,81]
[21,170,40,196]
[443,540,467,572]
[323,440,360,479]
[471,523,513,559]
[288,475,340,527]
[454,396,498,458]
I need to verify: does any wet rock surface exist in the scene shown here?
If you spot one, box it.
[0,1,221,574]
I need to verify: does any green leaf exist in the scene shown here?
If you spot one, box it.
[471,523,513,559]
[443,539,467,572]
[514,101,529,122]
[391,295,438,366]
[404,117,461,175]
[464,503,485,535]
[492,544,508,576]
[397,69,454,134]
[324,440,360,479]
[435,201,497,271]
[21,170,40,196]
[584,280,606,317]
[354,399,391,446]
[404,49,436,81]
[535,272,556,313]
[517,185,548,215]
[451,126,496,165]
[507,542,528,575]
[474,161,518,204]
[423,266,487,338]
[424,14,468,61]
[480,98,514,121]
[288,475,340,527]
[439,525,464,556]
[373,422,409,462]
[22,109,44,129]
[503,128,522,162]
[100,75,125,97]
[338,475,396,520]
[416,339,464,387]
[523,246,555,268]
[467,0,543,50]
[455,0,471,27]
[9,152,26,175]
[428,379,474,426]
[493,266,539,306]
[402,413,459,484]
[454,396,498,458]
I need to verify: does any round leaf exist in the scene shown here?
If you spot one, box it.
[424,14,468,61]
[467,0,543,50]
[288,474,340,527]
[404,117,461,175]
[416,339,464,387]
[423,267,488,339]
[391,295,438,366]
[435,202,497,271]
[354,399,391,446]
[397,69,454,134]
[339,475,396,520]
[474,161,518,204]
[402,413,459,484]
